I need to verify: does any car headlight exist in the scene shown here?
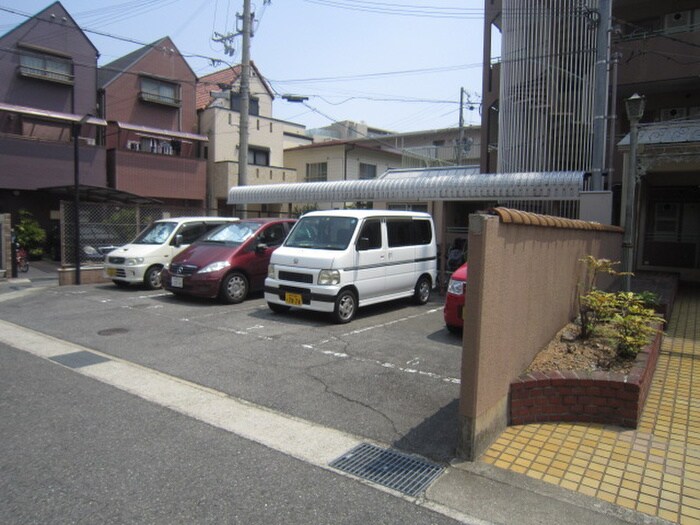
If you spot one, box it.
[268,264,275,278]
[318,269,340,285]
[447,278,465,295]
[198,261,230,274]
[126,257,145,266]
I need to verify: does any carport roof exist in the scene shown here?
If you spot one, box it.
[227,168,586,204]
[42,185,163,205]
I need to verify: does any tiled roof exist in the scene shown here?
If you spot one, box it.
[196,66,242,110]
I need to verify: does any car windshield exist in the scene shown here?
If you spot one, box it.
[285,216,357,250]
[202,221,261,245]
[132,222,177,245]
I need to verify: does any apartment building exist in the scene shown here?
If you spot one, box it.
[481,0,700,281]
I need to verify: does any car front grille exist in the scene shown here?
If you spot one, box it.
[170,263,198,276]
[279,270,313,284]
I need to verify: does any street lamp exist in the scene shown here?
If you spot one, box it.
[622,93,645,291]
[73,113,92,285]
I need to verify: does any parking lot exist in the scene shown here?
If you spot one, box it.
[1,282,463,462]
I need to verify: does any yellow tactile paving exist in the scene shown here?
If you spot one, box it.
[481,287,700,524]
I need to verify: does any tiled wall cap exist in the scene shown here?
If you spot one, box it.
[489,207,623,233]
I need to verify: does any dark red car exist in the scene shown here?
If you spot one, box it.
[443,262,468,333]
[162,218,295,304]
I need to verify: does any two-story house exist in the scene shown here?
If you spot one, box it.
[0,1,105,230]
[197,63,310,217]
[98,36,207,209]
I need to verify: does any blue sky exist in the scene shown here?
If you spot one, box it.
[0,0,486,133]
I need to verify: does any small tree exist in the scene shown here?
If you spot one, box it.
[15,210,46,259]
[577,256,627,339]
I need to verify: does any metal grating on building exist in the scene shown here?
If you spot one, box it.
[329,443,444,497]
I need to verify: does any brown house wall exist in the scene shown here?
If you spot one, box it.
[102,41,198,136]
[457,210,623,460]
[0,4,98,116]
[0,136,106,189]
[109,149,205,201]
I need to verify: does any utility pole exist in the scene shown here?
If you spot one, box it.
[238,0,252,207]
[458,87,466,165]
[591,0,612,191]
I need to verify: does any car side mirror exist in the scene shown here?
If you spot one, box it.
[173,234,183,247]
[357,237,370,251]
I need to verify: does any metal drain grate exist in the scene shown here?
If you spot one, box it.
[329,443,444,496]
[50,351,111,369]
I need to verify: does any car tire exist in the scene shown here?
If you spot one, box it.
[268,302,291,314]
[446,324,462,334]
[143,266,163,290]
[220,272,248,304]
[413,275,431,305]
[113,280,130,288]
[332,289,357,324]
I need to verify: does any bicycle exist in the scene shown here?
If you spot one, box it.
[16,245,29,273]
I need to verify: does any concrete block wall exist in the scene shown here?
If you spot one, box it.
[457,208,624,460]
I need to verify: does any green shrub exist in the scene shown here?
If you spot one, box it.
[577,256,664,359]
[15,210,46,259]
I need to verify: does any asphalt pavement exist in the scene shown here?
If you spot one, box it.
[0,263,671,525]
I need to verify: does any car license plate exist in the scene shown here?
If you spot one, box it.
[106,268,116,277]
[171,276,183,288]
[285,292,302,305]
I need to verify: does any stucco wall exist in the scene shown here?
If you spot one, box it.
[458,208,623,460]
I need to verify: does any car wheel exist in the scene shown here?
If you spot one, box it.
[220,272,248,304]
[113,280,130,288]
[144,266,163,290]
[268,302,291,314]
[413,275,431,305]
[332,289,357,324]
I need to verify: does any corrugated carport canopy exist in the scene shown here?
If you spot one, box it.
[227,168,585,205]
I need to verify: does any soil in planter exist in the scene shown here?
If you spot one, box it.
[526,323,635,375]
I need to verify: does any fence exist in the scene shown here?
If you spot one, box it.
[59,201,208,266]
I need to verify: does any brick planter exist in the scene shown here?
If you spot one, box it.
[509,326,663,428]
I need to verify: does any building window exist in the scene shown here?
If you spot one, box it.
[249,147,269,166]
[18,52,73,84]
[305,162,327,182]
[140,77,180,107]
[230,94,259,116]
[359,163,377,179]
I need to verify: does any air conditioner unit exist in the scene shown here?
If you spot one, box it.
[127,140,141,151]
[660,107,687,121]
[664,11,690,31]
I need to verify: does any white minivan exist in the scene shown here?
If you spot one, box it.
[265,210,437,323]
[103,216,238,289]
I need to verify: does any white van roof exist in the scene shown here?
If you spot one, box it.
[300,210,431,219]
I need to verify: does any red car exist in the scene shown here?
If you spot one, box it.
[162,218,295,304]
[443,262,468,333]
